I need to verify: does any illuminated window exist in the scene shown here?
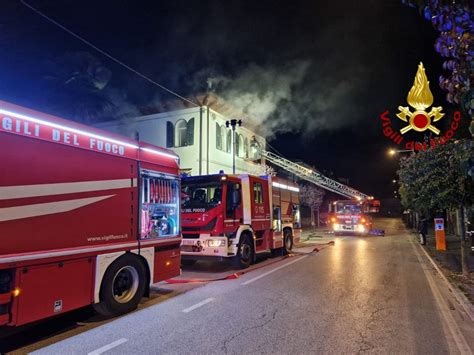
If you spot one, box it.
[175,119,187,147]
[172,118,194,147]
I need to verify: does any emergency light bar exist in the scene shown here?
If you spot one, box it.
[0,109,179,161]
[272,181,300,192]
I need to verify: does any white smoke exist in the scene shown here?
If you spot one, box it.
[207,61,310,137]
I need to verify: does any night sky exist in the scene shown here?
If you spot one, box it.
[0,0,463,199]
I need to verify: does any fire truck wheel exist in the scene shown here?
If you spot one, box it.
[283,229,293,254]
[94,254,147,317]
[181,259,197,266]
[232,235,254,269]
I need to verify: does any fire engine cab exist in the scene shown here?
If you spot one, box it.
[180,174,301,268]
[0,101,181,327]
[328,199,380,236]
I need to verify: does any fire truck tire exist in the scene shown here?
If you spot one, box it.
[93,254,147,317]
[283,229,293,254]
[181,259,197,266]
[231,234,254,269]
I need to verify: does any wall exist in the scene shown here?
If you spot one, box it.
[96,106,266,176]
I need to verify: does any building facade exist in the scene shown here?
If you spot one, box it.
[98,106,267,176]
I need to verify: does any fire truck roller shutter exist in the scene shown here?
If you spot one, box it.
[94,248,154,316]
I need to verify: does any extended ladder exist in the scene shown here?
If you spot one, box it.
[261,150,368,200]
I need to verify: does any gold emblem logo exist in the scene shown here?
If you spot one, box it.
[397,62,444,135]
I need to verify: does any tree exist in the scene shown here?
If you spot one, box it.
[398,141,473,214]
[397,141,474,275]
[299,184,325,228]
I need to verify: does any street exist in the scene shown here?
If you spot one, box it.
[1,218,473,354]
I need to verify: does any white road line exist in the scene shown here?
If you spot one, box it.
[87,338,128,355]
[241,255,308,286]
[182,297,214,313]
[410,240,471,354]
[419,243,474,322]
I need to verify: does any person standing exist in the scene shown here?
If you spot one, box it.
[419,217,428,246]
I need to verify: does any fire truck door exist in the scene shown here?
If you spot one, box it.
[224,182,243,235]
[251,178,271,251]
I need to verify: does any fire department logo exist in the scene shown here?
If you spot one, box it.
[396,62,444,135]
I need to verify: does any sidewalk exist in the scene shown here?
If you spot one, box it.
[296,228,333,246]
[419,232,474,304]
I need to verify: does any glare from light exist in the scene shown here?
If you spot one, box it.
[208,239,225,247]
[140,147,179,160]
[272,181,300,192]
[0,109,139,149]
[1,108,181,161]
[389,149,396,156]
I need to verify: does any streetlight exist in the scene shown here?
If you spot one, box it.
[388,148,413,156]
[392,179,397,183]
[226,119,242,174]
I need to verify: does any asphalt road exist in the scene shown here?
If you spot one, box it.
[5,218,474,354]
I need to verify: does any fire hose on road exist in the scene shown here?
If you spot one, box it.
[164,241,335,284]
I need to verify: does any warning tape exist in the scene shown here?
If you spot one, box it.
[164,240,335,284]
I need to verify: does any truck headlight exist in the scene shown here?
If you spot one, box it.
[357,224,366,233]
[208,239,225,247]
[333,223,340,231]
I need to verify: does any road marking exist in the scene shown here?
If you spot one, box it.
[410,240,471,354]
[241,255,308,286]
[87,338,128,355]
[182,297,214,313]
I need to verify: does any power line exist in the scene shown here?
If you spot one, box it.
[20,0,198,107]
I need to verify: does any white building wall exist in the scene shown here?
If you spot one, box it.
[97,106,266,176]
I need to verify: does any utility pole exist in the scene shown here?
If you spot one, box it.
[226,119,242,174]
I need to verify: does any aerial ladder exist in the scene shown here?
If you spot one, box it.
[260,150,369,200]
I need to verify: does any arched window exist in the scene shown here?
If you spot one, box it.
[244,137,249,159]
[226,130,232,153]
[235,133,240,157]
[249,138,261,160]
[238,134,244,157]
[221,125,226,151]
[216,123,222,150]
[175,119,187,147]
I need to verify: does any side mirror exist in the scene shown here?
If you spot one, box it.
[232,190,241,208]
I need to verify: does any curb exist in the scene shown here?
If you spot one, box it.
[414,235,474,322]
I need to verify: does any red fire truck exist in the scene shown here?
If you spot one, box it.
[180,174,301,268]
[0,101,182,327]
[328,199,380,235]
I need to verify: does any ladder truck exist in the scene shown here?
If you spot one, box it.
[259,150,380,234]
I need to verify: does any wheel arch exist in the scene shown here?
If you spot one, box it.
[235,225,255,249]
[94,248,153,303]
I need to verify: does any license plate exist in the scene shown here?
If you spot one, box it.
[182,240,195,246]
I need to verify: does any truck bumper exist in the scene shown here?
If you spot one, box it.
[181,235,237,258]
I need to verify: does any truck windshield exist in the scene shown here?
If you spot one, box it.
[335,203,362,214]
[181,182,223,210]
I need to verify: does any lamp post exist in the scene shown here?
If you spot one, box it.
[226,119,242,174]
